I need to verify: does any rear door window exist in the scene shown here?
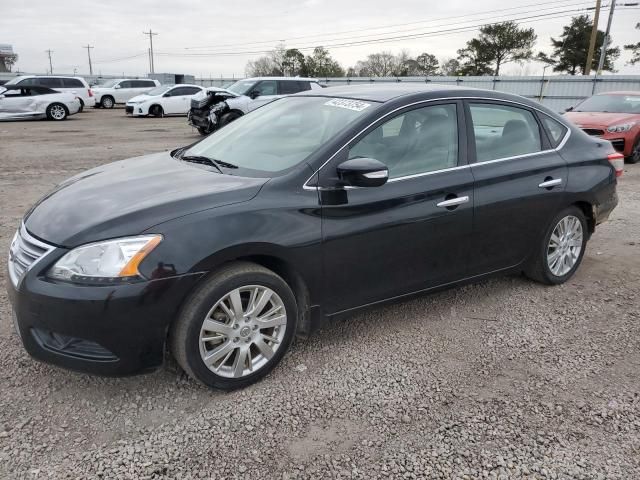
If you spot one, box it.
[62,78,84,88]
[468,103,542,162]
[38,77,64,88]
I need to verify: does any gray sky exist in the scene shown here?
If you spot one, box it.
[2,0,639,77]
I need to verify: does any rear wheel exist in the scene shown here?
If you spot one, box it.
[525,206,588,285]
[150,105,164,117]
[101,96,115,109]
[78,99,84,113]
[626,137,640,164]
[170,262,297,390]
[219,111,242,128]
[46,103,68,121]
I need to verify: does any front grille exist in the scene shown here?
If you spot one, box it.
[125,105,134,114]
[610,138,625,152]
[8,224,54,287]
[582,128,605,136]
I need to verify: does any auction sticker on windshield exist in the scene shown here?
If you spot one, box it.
[324,98,371,112]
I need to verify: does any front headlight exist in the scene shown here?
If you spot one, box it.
[48,235,162,283]
[607,122,635,133]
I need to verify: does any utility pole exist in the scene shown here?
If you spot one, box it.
[143,30,158,74]
[45,49,53,74]
[584,0,602,75]
[83,44,94,75]
[597,0,616,74]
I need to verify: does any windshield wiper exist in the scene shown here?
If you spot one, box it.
[180,155,224,174]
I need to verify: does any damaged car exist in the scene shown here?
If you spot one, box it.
[0,85,81,121]
[188,77,323,135]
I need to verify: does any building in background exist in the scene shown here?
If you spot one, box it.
[0,44,18,72]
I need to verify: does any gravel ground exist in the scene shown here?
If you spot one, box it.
[0,108,639,479]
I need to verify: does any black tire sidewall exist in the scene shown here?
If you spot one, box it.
[539,207,588,284]
[219,112,241,127]
[101,96,114,109]
[181,270,297,390]
[627,136,640,164]
[47,103,67,121]
[151,105,163,117]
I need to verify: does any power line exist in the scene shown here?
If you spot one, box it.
[83,44,94,75]
[182,0,596,51]
[143,30,158,73]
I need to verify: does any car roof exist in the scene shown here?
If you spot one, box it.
[242,77,319,82]
[14,75,86,80]
[595,91,640,96]
[294,83,548,107]
[2,84,59,94]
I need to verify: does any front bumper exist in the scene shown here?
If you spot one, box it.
[125,105,134,114]
[7,259,203,376]
[579,128,637,157]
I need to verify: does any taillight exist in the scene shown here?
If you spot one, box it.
[608,152,624,177]
[88,89,93,97]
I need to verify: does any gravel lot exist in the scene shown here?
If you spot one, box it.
[0,108,639,479]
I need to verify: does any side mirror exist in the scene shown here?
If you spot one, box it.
[249,90,260,99]
[336,157,388,188]
[565,106,574,112]
[114,84,121,89]
[163,92,171,97]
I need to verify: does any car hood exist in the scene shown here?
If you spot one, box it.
[128,93,157,103]
[25,152,268,247]
[564,111,639,127]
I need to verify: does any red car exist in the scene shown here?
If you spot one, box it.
[565,91,640,164]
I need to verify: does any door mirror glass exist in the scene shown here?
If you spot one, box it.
[249,90,260,99]
[565,106,574,112]
[337,157,388,187]
[114,84,121,89]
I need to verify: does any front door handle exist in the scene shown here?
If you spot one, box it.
[436,196,469,209]
[538,178,562,189]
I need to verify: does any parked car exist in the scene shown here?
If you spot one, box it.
[4,75,95,111]
[189,77,323,135]
[564,91,640,164]
[126,84,204,117]
[92,78,160,109]
[8,85,621,390]
[0,85,81,121]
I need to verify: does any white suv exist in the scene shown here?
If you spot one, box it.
[4,75,95,111]
[92,78,160,109]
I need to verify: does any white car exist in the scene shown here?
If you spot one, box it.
[0,85,81,121]
[92,78,160,109]
[4,75,95,110]
[188,77,324,135]
[126,84,205,117]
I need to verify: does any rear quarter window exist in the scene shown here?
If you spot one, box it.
[62,78,85,88]
[539,115,568,148]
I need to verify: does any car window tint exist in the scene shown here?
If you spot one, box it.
[469,103,542,162]
[38,78,64,88]
[119,81,133,88]
[540,115,568,148]
[62,78,84,88]
[349,104,459,179]
[298,81,311,91]
[278,81,300,95]
[254,80,277,96]
[18,78,37,86]
[142,80,156,87]
[182,87,201,95]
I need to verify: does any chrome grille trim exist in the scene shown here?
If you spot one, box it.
[8,223,54,288]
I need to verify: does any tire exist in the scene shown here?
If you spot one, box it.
[46,103,68,121]
[197,126,212,136]
[219,111,242,128]
[78,99,84,113]
[626,137,640,164]
[524,206,588,285]
[170,262,297,390]
[101,96,115,109]
[150,105,164,117]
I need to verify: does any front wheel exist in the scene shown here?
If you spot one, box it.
[525,206,588,285]
[46,103,68,121]
[219,111,242,128]
[626,137,640,164]
[100,96,115,109]
[170,262,297,390]
[150,105,164,117]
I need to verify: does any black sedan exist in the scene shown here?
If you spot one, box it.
[7,85,620,390]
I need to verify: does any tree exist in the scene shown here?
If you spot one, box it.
[0,53,18,72]
[440,58,462,76]
[304,47,344,77]
[538,15,620,74]
[457,39,494,75]
[245,56,279,76]
[624,22,640,65]
[282,49,306,76]
[458,21,536,75]
[415,52,439,75]
[352,51,397,77]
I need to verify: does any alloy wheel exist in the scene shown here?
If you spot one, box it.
[50,105,66,120]
[199,285,287,378]
[546,215,583,276]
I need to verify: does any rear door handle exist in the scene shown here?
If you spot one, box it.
[538,178,562,188]
[436,196,469,208]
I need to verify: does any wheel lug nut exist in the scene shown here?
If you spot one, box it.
[233,325,239,329]
[253,325,258,330]
[233,337,239,342]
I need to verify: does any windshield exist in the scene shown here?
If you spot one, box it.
[96,79,119,88]
[184,96,377,174]
[575,94,640,114]
[226,80,257,95]
[146,85,173,96]
[4,77,24,85]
